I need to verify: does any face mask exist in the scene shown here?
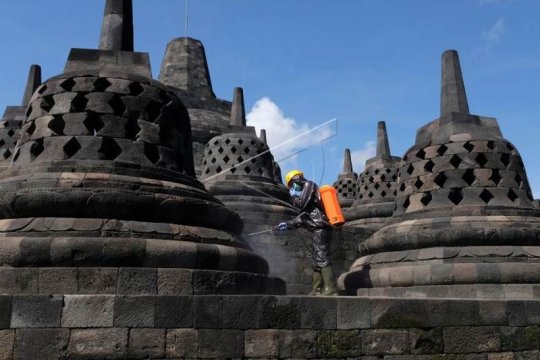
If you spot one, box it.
[292,182,303,192]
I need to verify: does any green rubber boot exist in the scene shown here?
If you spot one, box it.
[321,266,338,296]
[309,270,323,296]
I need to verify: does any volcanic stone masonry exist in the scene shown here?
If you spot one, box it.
[343,121,402,230]
[0,0,284,297]
[2,1,540,358]
[333,148,357,208]
[159,36,233,177]
[0,65,41,170]
[340,49,540,298]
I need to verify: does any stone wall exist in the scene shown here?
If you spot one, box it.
[247,226,373,295]
[0,295,539,359]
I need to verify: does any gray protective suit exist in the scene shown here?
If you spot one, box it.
[285,178,333,269]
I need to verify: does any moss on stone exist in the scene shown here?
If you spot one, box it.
[316,330,362,357]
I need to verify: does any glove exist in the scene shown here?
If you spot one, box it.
[275,222,288,231]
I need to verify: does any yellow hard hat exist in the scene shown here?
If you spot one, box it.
[285,169,304,187]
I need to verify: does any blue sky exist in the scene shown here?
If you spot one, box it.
[1,0,540,194]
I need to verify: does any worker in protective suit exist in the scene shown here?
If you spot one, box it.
[275,169,338,296]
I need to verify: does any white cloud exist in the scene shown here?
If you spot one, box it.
[483,18,505,42]
[350,141,376,172]
[246,97,332,169]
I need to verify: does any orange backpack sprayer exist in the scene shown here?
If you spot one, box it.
[319,185,345,226]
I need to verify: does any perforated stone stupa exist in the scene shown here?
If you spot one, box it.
[340,50,540,298]
[0,0,283,296]
[199,87,297,232]
[343,121,401,230]
[0,65,41,170]
[333,149,357,208]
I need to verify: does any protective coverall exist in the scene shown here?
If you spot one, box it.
[283,176,337,296]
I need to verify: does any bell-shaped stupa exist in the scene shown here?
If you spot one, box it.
[333,149,357,208]
[0,65,42,169]
[199,87,297,232]
[340,50,540,298]
[343,121,401,230]
[0,0,283,296]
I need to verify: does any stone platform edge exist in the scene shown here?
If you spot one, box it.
[0,295,539,358]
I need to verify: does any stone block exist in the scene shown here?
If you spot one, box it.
[166,329,198,359]
[14,329,68,360]
[68,328,128,359]
[11,295,62,328]
[78,267,118,294]
[114,295,155,327]
[479,300,508,325]
[197,329,243,358]
[301,297,337,329]
[61,295,114,327]
[192,270,236,295]
[371,298,430,328]
[507,301,540,326]
[278,330,317,358]
[194,296,222,328]
[0,330,14,360]
[337,297,370,329]
[117,267,157,294]
[516,350,540,359]
[154,296,193,328]
[127,328,165,359]
[362,329,408,355]
[0,268,38,294]
[409,327,443,354]
[318,330,363,357]
[0,297,11,329]
[260,296,301,329]
[444,326,501,353]
[222,296,261,329]
[429,299,481,326]
[38,268,78,294]
[157,268,192,295]
[500,326,540,351]
[244,329,279,358]
[487,353,516,360]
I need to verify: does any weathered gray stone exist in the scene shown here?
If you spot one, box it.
[11,295,62,328]
[0,330,14,360]
[362,329,408,355]
[154,296,193,328]
[197,329,243,358]
[371,298,430,328]
[444,326,501,353]
[500,326,540,351]
[223,296,261,329]
[301,297,337,329]
[114,295,155,327]
[127,328,165,359]
[261,296,301,329]
[194,296,222,328]
[337,297,370,329]
[409,328,444,354]
[157,268,192,295]
[244,329,279,358]
[166,329,198,359]
[117,267,157,294]
[14,329,68,360]
[61,295,114,327]
[68,328,128,359]
[278,330,317,358]
[318,330,363,357]
[38,268,78,294]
